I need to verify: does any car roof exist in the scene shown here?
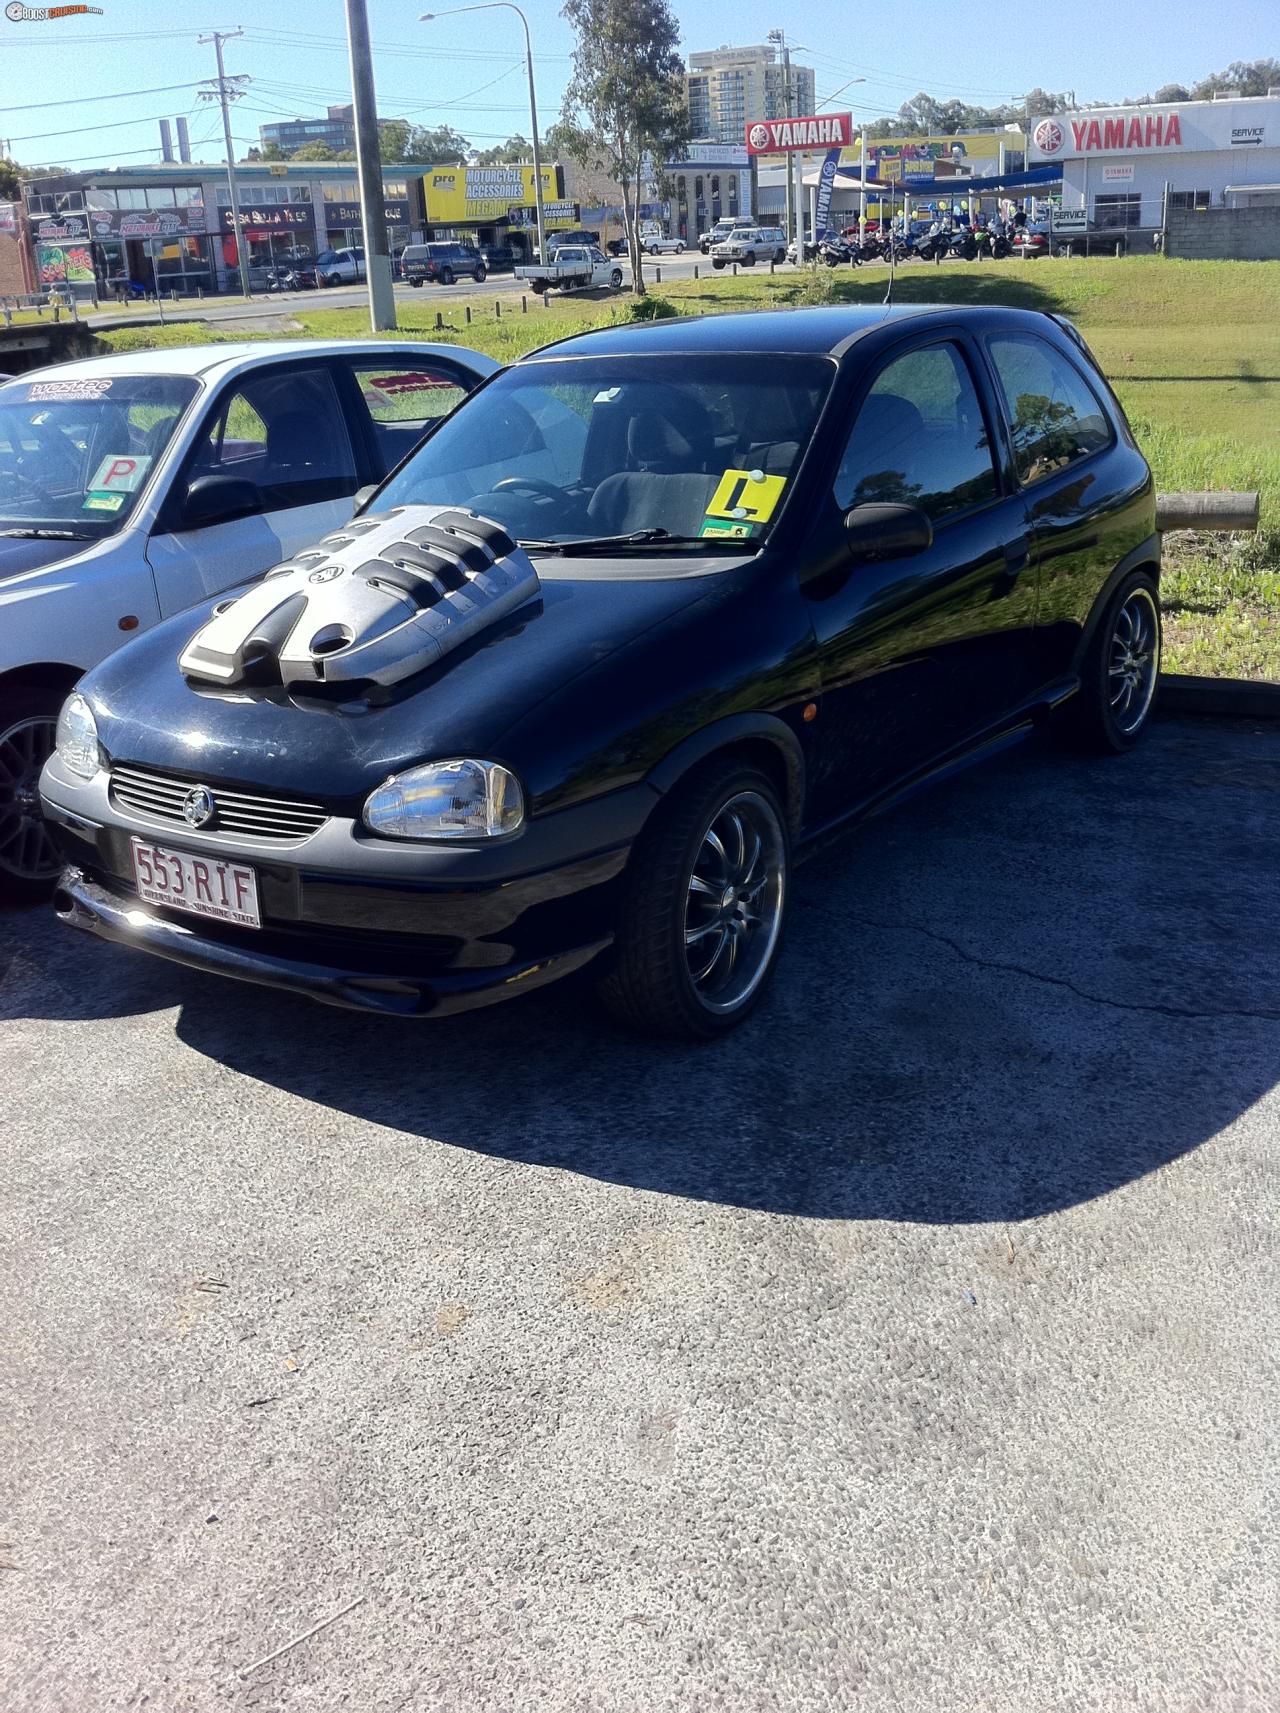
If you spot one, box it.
[6,338,499,384]
[522,303,1058,361]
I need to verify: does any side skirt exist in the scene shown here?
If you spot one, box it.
[796,676,1079,861]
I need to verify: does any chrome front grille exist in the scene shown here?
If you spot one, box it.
[109,763,328,844]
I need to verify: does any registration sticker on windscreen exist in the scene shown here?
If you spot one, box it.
[130,838,261,929]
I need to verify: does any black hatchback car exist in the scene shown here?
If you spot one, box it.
[41,306,1160,1037]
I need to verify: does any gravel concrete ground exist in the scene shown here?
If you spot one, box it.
[2,714,1276,1713]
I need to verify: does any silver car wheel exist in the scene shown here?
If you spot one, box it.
[683,790,786,1014]
[1108,587,1160,735]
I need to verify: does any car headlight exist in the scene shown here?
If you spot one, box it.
[363,759,524,841]
[55,692,101,780]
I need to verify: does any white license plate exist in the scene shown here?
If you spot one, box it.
[130,838,261,930]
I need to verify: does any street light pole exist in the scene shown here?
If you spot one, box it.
[422,4,547,266]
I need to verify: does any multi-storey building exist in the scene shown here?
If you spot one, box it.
[686,45,816,148]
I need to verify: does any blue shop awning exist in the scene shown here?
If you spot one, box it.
[876,164,1063,196]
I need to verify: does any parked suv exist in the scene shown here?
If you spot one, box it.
[710,226,788,268]
[700,217,754,255]
[315,247,365,286]
[400,242,487,286]
[539,229,600,259]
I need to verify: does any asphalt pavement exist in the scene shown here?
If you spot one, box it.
[82,250,724,332]
[2,713,1276,1711]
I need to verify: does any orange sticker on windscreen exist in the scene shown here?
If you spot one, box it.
[706,467,786,524]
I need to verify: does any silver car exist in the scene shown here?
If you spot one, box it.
[0,338,496,900]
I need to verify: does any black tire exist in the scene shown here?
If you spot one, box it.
[610,268,623,288]
[324,273,341,287]
[409,278,422,288]
[596,757,790,1039]
[712,259,725,270]
[473,266,486,282]
[529,278,548,294]
[440,267,454,286]
[0,685,65,906]
[1064,570,1162,754]
[742,251,757,267]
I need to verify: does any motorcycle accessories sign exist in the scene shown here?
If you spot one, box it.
[745,113,852,155]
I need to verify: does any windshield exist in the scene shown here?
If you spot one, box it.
[375,354,834,550]
[0,373,198,537]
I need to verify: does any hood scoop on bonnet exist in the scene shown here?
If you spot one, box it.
[179,506,540,689]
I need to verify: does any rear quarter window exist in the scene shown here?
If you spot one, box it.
[986,333,1114,486]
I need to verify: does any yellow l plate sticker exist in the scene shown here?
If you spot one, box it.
[706,467,786,524]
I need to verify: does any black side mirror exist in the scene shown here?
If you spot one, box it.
[181,473,262,531]
[844,502,933,561]
[352,483,379,515]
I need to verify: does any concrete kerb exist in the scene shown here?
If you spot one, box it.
[1158,674,1280,719]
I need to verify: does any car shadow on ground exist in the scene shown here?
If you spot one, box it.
[5,718,1277,1225]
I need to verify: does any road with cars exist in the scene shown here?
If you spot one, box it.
[3,712,1276,1711]
[83,249,737,330]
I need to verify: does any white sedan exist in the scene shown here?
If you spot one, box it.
[642,233,686,255]
[0,337,496,899]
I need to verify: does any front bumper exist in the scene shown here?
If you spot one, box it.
[54,869,610,1017]
[42,760,657,1018]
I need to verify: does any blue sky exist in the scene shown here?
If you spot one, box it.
[1,0,1274,170]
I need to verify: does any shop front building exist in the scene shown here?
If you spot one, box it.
[664,144,752,241]
[754,128,1023,230]
[21,158,570,294]
[1028,94,1280,249]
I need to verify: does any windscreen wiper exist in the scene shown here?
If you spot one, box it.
[0,526,93,540]
[519,527,758,555]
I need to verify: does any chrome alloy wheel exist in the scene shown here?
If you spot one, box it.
[0,713,60,882]
[1108,587,1160,735]
[683,790,786,1015]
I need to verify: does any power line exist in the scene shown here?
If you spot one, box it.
[9,110,202,145]
[0,80,206,114]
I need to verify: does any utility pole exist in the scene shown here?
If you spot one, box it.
[198,29,252,299]
[768,31,794,259]
[769,30,807,262]
[345,0,396,331]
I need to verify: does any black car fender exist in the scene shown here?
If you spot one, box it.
[646,712,807,834]
[1070,531,1161,674]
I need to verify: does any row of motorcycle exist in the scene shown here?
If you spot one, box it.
[805,225,1057,267]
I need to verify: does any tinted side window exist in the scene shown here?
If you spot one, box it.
[834,342,998,522]
[987,334,1112,485]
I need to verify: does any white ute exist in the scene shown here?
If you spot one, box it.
[515,245,625,293]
